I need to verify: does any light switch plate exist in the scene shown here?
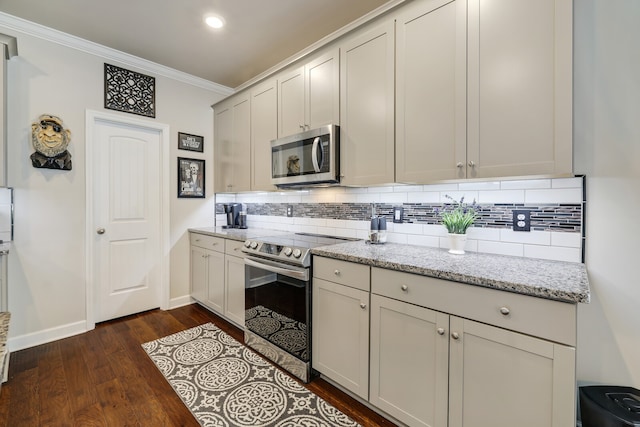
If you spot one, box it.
[393,206,404,223]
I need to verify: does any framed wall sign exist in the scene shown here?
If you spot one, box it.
[104,63,156,118]
[178,157,205,198]
[178,132,204,152]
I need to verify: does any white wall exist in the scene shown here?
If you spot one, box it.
[574,1,640,387]
[1,18,229,349]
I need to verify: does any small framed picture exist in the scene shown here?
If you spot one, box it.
[178,132,204,153]
[178,157,205,198]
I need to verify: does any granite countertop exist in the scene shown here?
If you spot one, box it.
[188,227,290,242]
[311,241,590,304]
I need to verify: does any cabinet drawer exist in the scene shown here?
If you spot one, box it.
[371,267,576,346]
[190,233,224,252]
[225,239,245,257]
[313,256,370,292]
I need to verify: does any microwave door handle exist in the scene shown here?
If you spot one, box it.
[311,137,322,172]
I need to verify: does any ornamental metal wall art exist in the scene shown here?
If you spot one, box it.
[104,63,156,118]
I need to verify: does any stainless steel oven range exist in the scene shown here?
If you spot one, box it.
[242,233,355,383]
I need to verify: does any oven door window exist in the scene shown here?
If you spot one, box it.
[271,134,330,179]
[245,264,310,362]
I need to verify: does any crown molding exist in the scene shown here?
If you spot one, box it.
[0,11,234,95]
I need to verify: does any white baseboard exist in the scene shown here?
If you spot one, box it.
[169,295,195,309]
[7,320,88,352]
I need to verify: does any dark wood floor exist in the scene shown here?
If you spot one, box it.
[0,303,397,426]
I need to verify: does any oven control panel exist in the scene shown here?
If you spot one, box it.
[242,240,306,264]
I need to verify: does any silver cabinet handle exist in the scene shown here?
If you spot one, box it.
[401,284,408,292]
[437,328,445,335]
[456,162,463,168]
[500,306,510,316]
[468,160,476,167]
[451,332,460,340]
[334,269,341,276]
[360,303,367,310]
[96,228,106,235]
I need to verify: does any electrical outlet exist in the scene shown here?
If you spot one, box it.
[287,205,293,217]
[512,210,531,232]
[393,206,404,223]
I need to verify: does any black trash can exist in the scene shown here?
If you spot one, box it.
[580,385,640,427]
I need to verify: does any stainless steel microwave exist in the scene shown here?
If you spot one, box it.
[271,124,340,187]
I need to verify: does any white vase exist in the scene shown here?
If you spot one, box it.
[448,233,467,254]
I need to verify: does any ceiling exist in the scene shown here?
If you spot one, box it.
[0,0,393,89]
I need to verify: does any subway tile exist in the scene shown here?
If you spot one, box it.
[552,177,583,189]
[380,192,408,204]
[0,231,11,242]
[524,245,581,262]
[407,191,440,203]
[316,226,337,236]
[499,179,551,190]
[309,218,327,227]
[478,190,525,204]
[394,185,424,192]
[356,193,381,203]
[392,222,424,235]
[551,232,582,248]
[386,233,408,244]
[440,191,479,204]
[423,223,447,237]
[368,186,394,193]
[407,234,440,248]
[423,183,459,192]
[0,189,11,205]
[344,187,369,194]
[500,230,551,245]
[467,227,501,241]
[477,241,524,257]
[459,181,501,191]
[335,192,358,203]
[525,188,583,204]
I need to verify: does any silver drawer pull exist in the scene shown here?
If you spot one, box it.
[334,269,341,276]
[360,303,367,310]
[401,284,408,292]
[437,328,445,335]
[499,306,510,316]
[451,332,460,340]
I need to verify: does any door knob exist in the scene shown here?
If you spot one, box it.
[96,227,106,235]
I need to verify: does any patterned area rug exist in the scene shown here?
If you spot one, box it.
[142,323,360,427]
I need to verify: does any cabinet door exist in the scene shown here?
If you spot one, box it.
[395,0,467,183]
[448,317,576,427]
[466,0,572,178]
[224,254,246,328]
[340,19,395,186]
[251,79,278,191]
[306,48,339,130]
[370,294,449,427]
[214,101,233,192]
[312,278,370,400]
[278,66,305,137]
[205,249,225,315]
[190,245,208,304]
[230,94,251,192]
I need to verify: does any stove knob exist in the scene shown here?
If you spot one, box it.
[292,248,302,258]
[283,247,293,257]
[250,241,258,249]
[244,240,251,248]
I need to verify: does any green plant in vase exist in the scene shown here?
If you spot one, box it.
[438,195,479,254]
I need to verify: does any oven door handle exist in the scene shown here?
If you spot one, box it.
[244,256,309,281]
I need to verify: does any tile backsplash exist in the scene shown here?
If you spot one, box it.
[215,177,585,263]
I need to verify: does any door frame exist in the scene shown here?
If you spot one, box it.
[85,109,170,330]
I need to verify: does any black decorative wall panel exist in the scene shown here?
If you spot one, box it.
[104,63,156,118]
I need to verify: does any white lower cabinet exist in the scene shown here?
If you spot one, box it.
[370,294,449,427]
[312,257,371,400]
[190,232,246,328]
[224,240,246,327]
[448,317,575,427]
[313,257,577,427]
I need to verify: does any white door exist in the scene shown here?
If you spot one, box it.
[91,116,163,322]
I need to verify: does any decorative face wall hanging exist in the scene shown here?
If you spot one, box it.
[31,114,72,170]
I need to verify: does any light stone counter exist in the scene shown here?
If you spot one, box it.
[311,241,590,304]
[188,227,290,242]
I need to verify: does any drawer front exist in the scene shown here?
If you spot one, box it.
[225,239,245,257]
[190,232,224,252]
[313,256,371,292]
[371,267,576,346]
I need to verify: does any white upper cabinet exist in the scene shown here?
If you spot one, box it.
[250,79,278,191]
[466,0,573,178]
[339,19,395,186]
[278,48,339,137]
[214,93,251,193]
[395,0,467,183]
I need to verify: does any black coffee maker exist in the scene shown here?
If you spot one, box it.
[223,203,243,228]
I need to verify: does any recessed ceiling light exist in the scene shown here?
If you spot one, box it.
[205,15,225,29]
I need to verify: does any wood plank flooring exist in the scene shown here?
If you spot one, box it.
[0,304,398,426]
